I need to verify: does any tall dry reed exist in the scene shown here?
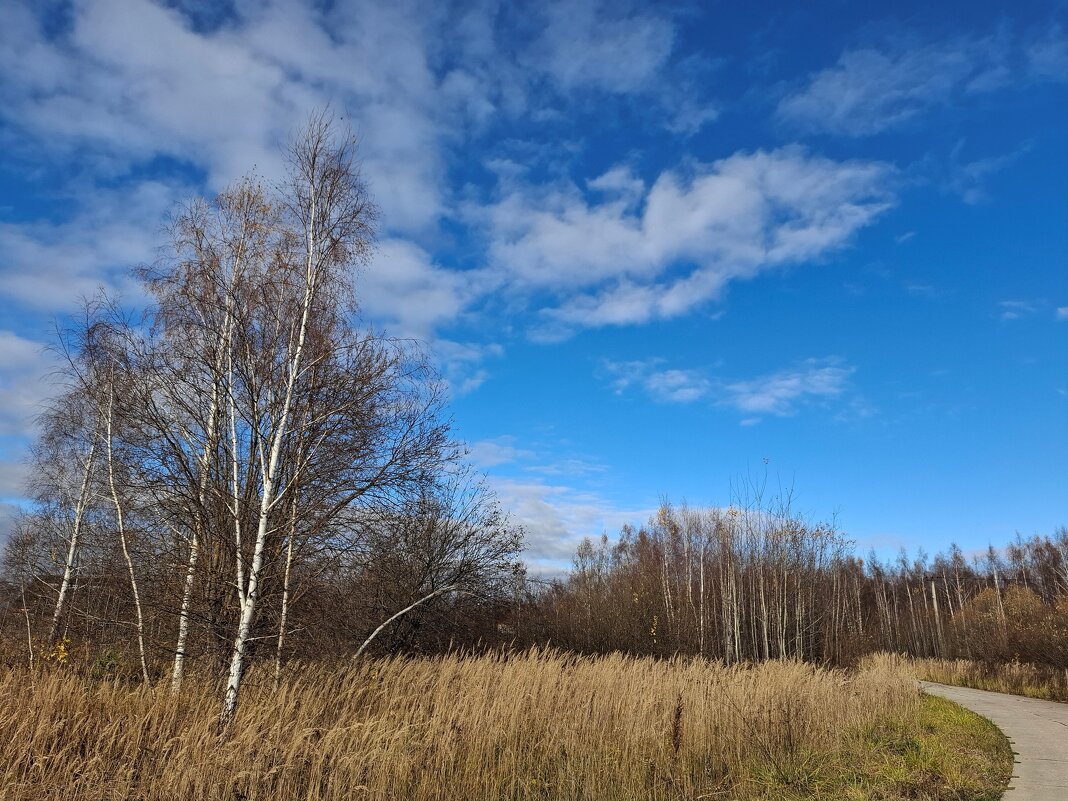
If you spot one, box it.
[0,649,918,801]
[912,656,1068,702]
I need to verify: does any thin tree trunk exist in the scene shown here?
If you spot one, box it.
[353,585,461,660]
[221,189,320,727]
[229,348,247,612]
[49,439,96,643]
[172,288,237,694]
[698,542,706,656]
[930,580,944,656]
[273,500,297,691]
[170,529,200,693]
[21,584,34,671]
[105,394,150,684]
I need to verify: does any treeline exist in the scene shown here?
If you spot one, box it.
[520,502,1068,669]
[6,434,1066,690]
[0,113,522,723]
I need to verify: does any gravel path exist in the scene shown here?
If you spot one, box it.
[922,682,1068,800]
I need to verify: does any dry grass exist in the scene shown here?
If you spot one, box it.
[0,649,1005,800]
[912,656,1068,702]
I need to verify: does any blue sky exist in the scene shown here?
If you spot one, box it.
[0,0,1065,571]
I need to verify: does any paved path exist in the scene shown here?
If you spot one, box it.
[922,682,1068,800]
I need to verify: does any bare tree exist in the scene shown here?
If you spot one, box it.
[28,393,99,646]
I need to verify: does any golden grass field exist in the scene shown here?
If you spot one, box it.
[0,650,1010,801]
[912,656,1068,703]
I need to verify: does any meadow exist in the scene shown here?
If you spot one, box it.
[0,650,1010,801]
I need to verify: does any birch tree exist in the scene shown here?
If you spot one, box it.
[219,111,379,725]
[29,394,99,646]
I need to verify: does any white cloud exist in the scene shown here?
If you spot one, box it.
[0,329,51,538]
[361,239,490,341]
[1028,26,1068,81]
[998,299,1038,320]
[0,460,28,499]
[722,359,854,417]
[0,0,464,235]
[1056,307,1068,321]
[605,356,857,419]
[0,0,697,240]
[0,330,55,437]
[0,503,20,546]
[944,141,1030,205]
[777,33,1036,136]
[664,97,721,136]
[480,146,893,337]
[523,0,676,94]
[0,0,718,380]
[467,436,534,468]
[467,433,636,571]
[357,225,505,392]
[603,360,711,403]
[488,475,653,573]
[587,166,646,207]
[0,182,179,310]
[2,0,290,182]
[526,458,608,477]
[0,0,519,396]
[646,369,713,403]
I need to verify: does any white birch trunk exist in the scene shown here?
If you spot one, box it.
[353,585,460,660]
[229,360,247,612]
[104,393,150,684]
[220,190,320,727]
[171,257,242,694]
[170,527,199,692]
[273,501,297,691]
[49,438,96,644]
[21,584,34,671]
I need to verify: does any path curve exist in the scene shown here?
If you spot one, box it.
[922,682,1068,800]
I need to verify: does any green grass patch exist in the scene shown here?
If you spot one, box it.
[747,694,1013,800]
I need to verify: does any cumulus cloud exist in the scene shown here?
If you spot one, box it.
[0,502,20,548]
[360,239,492,340]
[0,0,457,234]
[480,147,893,337]
[488,475,653,573]
[357,239,506,393]
[0,0,714,402]
[0,0,526,401]
[466,434,636,571]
